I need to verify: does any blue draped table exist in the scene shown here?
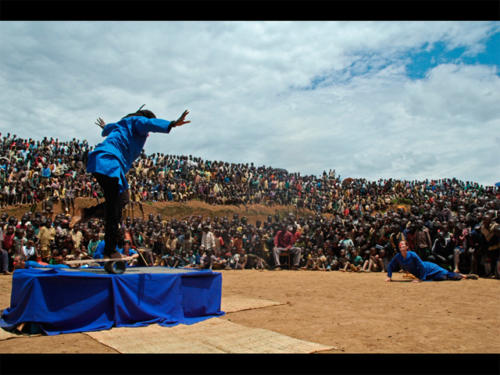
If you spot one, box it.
[0,267,224,335]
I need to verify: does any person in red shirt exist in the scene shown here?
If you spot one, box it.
[272,224,302,270]
[0,227,12,274]
[2,225,15,273]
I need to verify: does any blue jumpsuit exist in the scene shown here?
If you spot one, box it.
[85,115,175,257]
[87,116,174,193]
[387,251,461,281]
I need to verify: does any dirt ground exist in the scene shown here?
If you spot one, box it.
[0,270,499,354]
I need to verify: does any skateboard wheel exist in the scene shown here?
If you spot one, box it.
[112,261,126,274]
[104,261,126,274]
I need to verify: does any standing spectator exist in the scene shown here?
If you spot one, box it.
[480,213,500,278]
[414,220,432,261]
[201,225,216,253]
[165,229,178,253]
[2,225,15,271]
[0,226,12,275]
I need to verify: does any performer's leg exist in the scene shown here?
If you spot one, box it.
[83,202,106,219]
[444,271,463,280]
[94,173,121,257]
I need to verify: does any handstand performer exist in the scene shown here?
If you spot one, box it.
[72,106,190,260]
[385,240,478,282]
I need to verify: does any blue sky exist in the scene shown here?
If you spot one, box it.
[0,22,499,186]
[406,31,500,80]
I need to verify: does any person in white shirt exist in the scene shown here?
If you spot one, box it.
[22,239,37,261]
[200,225,216,252]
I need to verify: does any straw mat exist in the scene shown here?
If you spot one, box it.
[221,296,286,313]
[0,328,19,341]
[86,318,333,353]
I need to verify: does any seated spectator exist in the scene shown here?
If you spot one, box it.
[326,252,340,271]
[362,247,384,272]
[338,248,351,272]
[199,248,217,270]
[272,224,302,270]
[316,248,328,271]
[349,248,363,272]
[183,249,198,268]
[22,239,38,261]
[121,240,140,266]
[245,253,268,270]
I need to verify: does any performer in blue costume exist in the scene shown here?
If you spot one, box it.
[385,240,478,282]
[73,106,190,259]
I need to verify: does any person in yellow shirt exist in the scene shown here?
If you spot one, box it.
[37,219,55,262]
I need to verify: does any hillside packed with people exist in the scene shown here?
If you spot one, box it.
[0,132,498,279]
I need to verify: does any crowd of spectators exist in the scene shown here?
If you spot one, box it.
[0,132,498,278]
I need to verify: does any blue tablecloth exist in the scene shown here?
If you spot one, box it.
[0,267,224,335]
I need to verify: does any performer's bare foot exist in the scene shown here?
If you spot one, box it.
[464,273,478,280]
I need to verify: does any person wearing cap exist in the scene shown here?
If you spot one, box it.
[72,107,190,261]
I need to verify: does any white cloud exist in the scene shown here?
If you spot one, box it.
[0,21,499,185]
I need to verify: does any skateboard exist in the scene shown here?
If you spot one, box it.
[63,256,136,274]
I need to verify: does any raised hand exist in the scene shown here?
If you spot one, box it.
[95,117,106,129]
[172,110,190,127]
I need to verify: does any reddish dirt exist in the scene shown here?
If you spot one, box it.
[3,198,316,226]
[0,270,498,353]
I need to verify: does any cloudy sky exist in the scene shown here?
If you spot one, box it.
[1,22,499,185]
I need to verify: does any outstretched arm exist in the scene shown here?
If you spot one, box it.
[385,254,400,281]
[135,110,191,136]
